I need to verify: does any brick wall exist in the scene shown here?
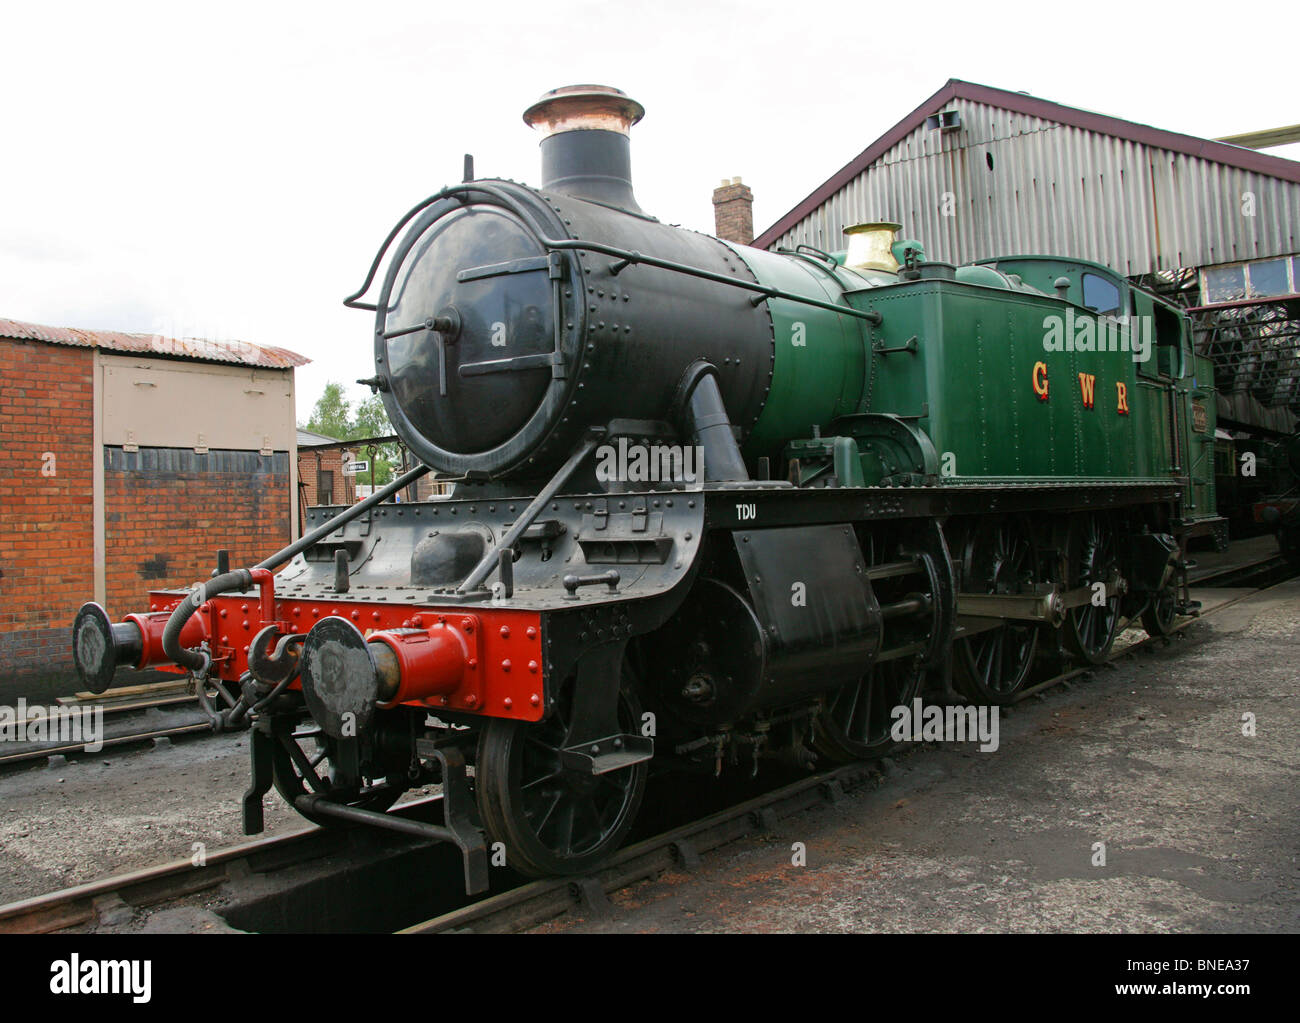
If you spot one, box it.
[413,474,451,501]
[297,446,356,508]
[295,447,452,511]
[713,178,754,245]
[0,340,94,679]
[104,448,291,616]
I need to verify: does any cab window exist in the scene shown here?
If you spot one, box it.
[1082,273,1121,316]
[1153,303,1184,377]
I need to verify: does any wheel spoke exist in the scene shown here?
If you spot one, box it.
[532,789,564,835]
[839,679,863,735]
[521,769,564,791]
[556,801,577,856]
[852,674,875,740]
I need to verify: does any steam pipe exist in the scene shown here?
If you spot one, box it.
[160,463,432,674]
[675,361,749,483]
[457,432,602,594]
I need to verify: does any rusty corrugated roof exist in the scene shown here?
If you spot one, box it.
[0,315,309,370]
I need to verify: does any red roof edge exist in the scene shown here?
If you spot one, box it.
[751,79,1300,250]
[0,315,310,370]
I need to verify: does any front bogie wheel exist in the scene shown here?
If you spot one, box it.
[270,714,407,826]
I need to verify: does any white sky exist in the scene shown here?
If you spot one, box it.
[3,0,1297,419]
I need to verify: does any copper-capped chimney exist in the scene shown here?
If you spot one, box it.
[523,85,645,214]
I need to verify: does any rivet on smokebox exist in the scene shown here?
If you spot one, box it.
[528,660,539,673]
[413,615,424,627]
[530,693,540,707]
[466,695,478,707]
[500,625,511,638]
[501,659,512,672]
[504,697,513,709]
[220,608,228,618]
[526,626,537,639]
[461,617,475,632]
[468,658,478,670]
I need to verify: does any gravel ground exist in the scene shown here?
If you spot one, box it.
[537,580,1300,933]
[0,732,306,905]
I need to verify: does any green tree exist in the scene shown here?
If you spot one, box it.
[353,394,392,438]
[301,383,400,486]
[303,381,352,439]
[350,394,399,486]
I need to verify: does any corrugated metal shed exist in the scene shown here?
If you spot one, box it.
[0,315,309,370]
[754,80,1300,276]
[297,428,341,447]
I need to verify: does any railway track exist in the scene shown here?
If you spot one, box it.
[0,678,208,769]
[3,568,1290,935]
[0,794,446,934]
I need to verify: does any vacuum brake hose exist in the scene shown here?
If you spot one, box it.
[160,463,432,674]
[162,569,254,672]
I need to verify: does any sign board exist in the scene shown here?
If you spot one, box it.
[344,460,369,475]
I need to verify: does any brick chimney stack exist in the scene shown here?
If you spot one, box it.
[712,176,753,245]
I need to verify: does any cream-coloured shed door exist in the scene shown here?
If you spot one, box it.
[100,354,295,454]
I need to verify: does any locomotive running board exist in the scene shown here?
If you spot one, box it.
[560,733,655,775]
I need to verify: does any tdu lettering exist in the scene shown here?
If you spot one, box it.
[50,955,151,1004]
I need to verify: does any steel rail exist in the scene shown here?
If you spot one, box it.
[0,795,444,933]
[0,723,211,768]
[400,762,877,934]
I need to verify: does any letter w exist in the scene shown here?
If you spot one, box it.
[1078,373,1096,409]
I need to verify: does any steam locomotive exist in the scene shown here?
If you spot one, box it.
[72,85,1224,892]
